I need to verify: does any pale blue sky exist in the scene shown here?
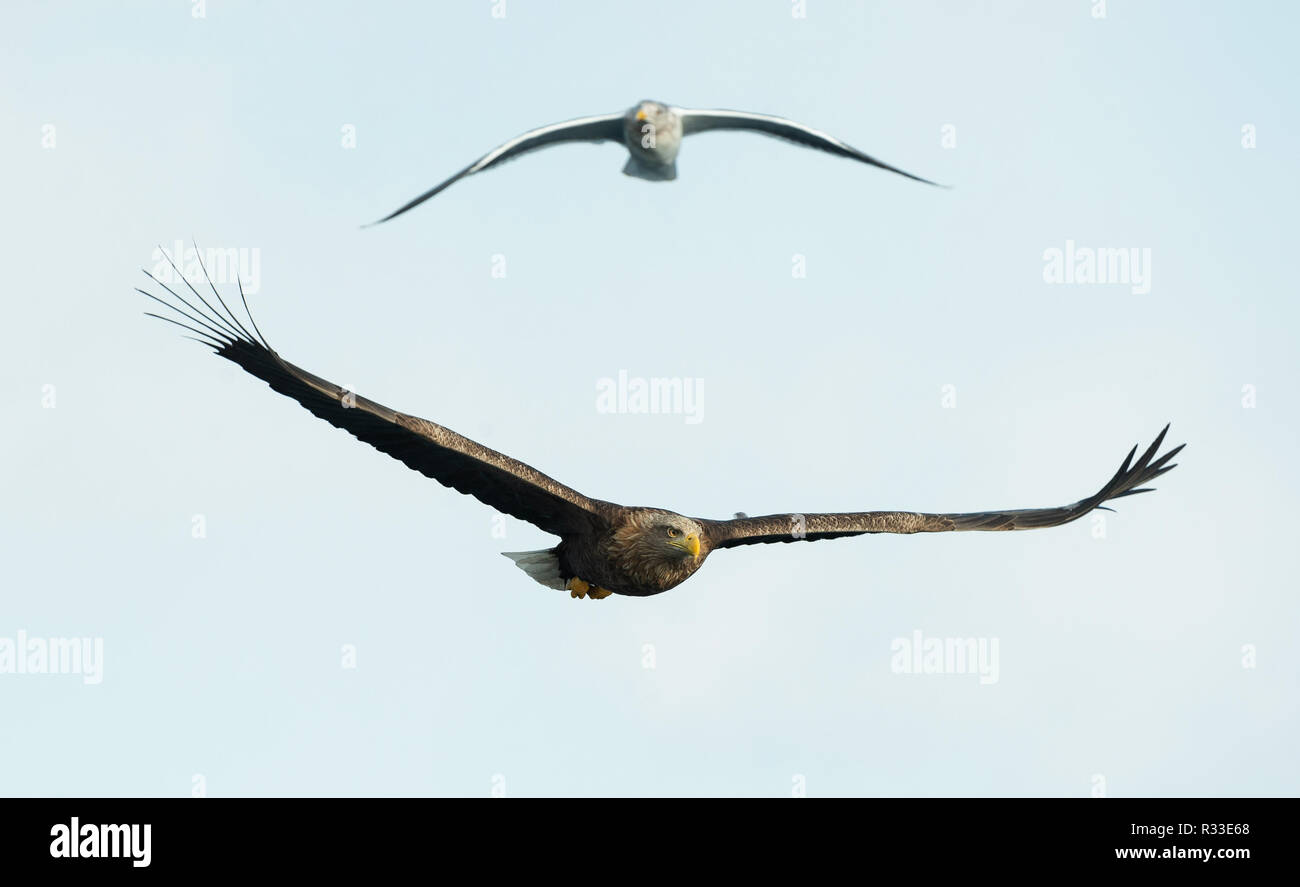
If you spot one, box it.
[2,1,1296,796]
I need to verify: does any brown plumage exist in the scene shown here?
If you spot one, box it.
[141,257,1183,599]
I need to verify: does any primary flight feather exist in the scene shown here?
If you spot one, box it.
[141,258,1182,600]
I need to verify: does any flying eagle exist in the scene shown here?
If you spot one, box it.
[140,258,1183,600]
[370,100,943,224]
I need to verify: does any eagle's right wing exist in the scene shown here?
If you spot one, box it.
[140,252,611,538]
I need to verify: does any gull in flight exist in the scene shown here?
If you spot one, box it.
[370,99,944,224]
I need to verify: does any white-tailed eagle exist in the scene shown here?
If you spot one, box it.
[141,258,1182,600]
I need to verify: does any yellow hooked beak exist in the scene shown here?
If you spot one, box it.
[636,109,647,121]
[670,533,701,559]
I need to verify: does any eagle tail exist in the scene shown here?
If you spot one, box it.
[501,549,567,590]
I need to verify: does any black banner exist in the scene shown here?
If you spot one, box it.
[0,799,1284,873]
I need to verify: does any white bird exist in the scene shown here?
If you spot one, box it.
[370,100,943,224]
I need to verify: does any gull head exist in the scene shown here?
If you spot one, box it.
[634,100,670,121]
[624,101,683,169]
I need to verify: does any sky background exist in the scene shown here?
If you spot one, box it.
[2,1,1297,797]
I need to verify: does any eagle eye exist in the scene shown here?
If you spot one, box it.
[667,527,679,537]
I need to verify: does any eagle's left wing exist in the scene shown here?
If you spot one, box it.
[701,427,1182,549]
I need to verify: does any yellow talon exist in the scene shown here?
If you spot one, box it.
[566,578,612,600]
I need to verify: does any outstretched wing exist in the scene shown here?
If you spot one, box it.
[675,107,944,187]
[370,112,625,224]
[702,427,1183,549]
[139,251,611,537]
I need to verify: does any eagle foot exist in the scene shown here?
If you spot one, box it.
[567,578,613,600]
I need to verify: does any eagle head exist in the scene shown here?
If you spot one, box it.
[609,510,705,591]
